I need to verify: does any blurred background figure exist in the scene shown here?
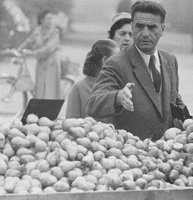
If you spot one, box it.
[108,12,133,50]
[18,9,61,99]
[65,39,119,119]
[52,11,69,41]
[116,0,133,13]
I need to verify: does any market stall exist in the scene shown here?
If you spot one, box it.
[0,100,193,199]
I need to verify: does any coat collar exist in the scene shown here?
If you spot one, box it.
[126,45,171,119]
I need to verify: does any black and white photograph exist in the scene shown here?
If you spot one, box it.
[0,0,193,199]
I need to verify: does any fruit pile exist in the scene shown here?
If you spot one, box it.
[0,114,193,194]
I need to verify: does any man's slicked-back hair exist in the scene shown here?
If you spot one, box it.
[131,1,166,23]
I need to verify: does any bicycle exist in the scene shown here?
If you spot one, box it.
[0,48,34,118]
[0,48,80,119]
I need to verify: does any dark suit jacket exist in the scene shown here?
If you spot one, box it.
[87,44,185,140]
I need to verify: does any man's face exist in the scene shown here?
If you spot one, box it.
[113,24,133,50]
[132,12,165,54]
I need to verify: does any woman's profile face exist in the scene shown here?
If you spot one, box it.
[42,13,53,28]
[113,23,133,50]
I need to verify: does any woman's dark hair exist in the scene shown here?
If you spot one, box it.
[131,1,166,23]
[109,18,132,39]
[83,39,117,77]
[37,9,53,25]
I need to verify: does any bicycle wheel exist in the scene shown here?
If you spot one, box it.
[0,76,27,118]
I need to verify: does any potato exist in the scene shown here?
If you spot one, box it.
[93,151,105,161]
[0,187,6,194]
[0,158,7,175]
[26,114,39,124]
[84,117,97,126]
[48,141,61,151]
[50,130,64,140]
[30,169,41,180]
[14,186,28,194]
[69,126,86,138]
[0,176,4,187]
[38,117,55,128]
[59,160,81,173]
[43,186,57,193]
[106,148,122,158]
[62,118,84,131]
[76,137,91,149]
[16,147,33,156]
[109,176,123,190]
[0,122,11,137]
[135,178,147,189]
[5,169,21,178]
[8,127,25,139]
[2,142,15,158]
[82,151,94,167]
[164,127,182,140]
[37,131,50,142]
[23,123,40,135]
[50,167,64,180]
[20,155,36,164]
[8,160,20,170]
[122,145,138,156]
[114,159,129,171]
[77,181,95,191]
[67,168,83,182]
[11,118,23,131]
[54,181,70,192]
[4,177,19,193]
[46,150,60,167]
[87,131,100,141]
[123,180,136,190]
[35,140,47,153]
[30,187,43,194]
[39,172,57,187]
[64,144,78,160]
[16,179,31,191]
[77,145,88,155]
[11,137,30,149]
[31,179,42,188]
[36,160,50,172]
[0,132,5,148]
[90,141,106,153]
[85,174,98,184]
[25,161,38,174]
[35,151,48,160]
[101,158,115,170]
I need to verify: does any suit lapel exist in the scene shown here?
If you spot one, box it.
[158,51,171,121]
[128,45,163,118]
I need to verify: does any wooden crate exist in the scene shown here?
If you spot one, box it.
[1,189,193,200]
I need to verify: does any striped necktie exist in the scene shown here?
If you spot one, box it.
[148,55,161,93]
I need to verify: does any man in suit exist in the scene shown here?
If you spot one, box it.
[87,1,186,141]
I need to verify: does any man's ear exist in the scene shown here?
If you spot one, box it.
[161,23,166,32]
[131,22,134,31]
[102,56,108,64]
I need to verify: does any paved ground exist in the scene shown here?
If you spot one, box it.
[0,30,193,121]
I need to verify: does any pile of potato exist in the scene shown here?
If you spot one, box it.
[0,114,193,194]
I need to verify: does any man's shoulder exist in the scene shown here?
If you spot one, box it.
[107,45,131,63]
[158,49,176,60]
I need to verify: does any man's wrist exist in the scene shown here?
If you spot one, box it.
[114,90,122,112]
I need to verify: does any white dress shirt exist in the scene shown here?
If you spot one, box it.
[135,45,161,77]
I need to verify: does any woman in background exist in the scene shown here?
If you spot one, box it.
[65,39,119,119]
[108,12,133,50]
[18,9,61,99]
